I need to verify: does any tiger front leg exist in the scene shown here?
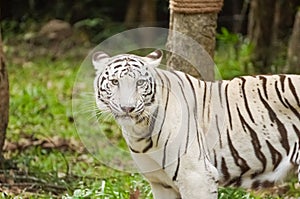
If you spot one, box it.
[177,157,219,199]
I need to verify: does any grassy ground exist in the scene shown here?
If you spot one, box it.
[1,35,300,198]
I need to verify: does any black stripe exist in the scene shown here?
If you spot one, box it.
[162,132,171,169]
[227,129,250,175]
[279,75,286,93]
[261,180,274,188]
[287,77,300,107]
[266,140,282,170]
[293,125,300,140]
[132,64,141,68]
[284,98,300,120]
[208,83,213,120]
[292,125,300,164]
[159,183,173,189]
[97,88,103,99]
[213,150,218,168]
[258,88,290,154]
[251,180,260,189]
[221,157,230,181]
[177,82,190,154]
[129,145,140,153]
[99,98,107,104]
[259,76,269,99]
[274,81,289,108]
[290,142,298,164]
[236,106,266,176]
[113,64,122,69]
[225,176,242,187]
[164,71,191,154]
[150,80,156,103]
[185,74,202,158]
[98,76,107,95]
[225,84,233,130]
[155,71,170,146]
[138,60,144,66]
[215,115,223,148]
[218,80,223,108]
[112,58,125,63]
[202,81,207,119]
[128,58,136,62]
[240,77,255,123]
[172,149,181,181]
[142,139,153,153]
[170,70,185,86]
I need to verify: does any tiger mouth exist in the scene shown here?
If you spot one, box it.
[115,113,136,119]
[116,114,134,119]
[115,111,144,121]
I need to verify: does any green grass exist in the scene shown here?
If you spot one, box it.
[2,34,300,199]
[3,49,153,198]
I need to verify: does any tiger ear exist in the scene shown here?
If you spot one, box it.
[92,51,110,73]
[145,49,163,68]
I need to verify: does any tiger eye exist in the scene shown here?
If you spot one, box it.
[137,79,146,86]
[111,79,119,85]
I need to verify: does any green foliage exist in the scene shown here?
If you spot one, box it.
[1,19,40,42]
[74,18,126,43]
[215,28,253,79]
[63,174,152,199]
[219,187,257,199]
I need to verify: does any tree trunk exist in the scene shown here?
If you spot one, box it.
[166,0,223,80]
[125,0,157,28]
[285,10,300,74]
[248,0,299,74]
[125,0,141,28]
[167,12,218,80]
[272,0,299,42]
[247,0,276,74]
[140,0,157,27]
[0,32,9,161]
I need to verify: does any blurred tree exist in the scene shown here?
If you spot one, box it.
[0,31,9,163]
[272,0,299,42]
[166,0,224,80]
[248,0,299,74]
[218,0,248,34]
[125,0,157,27]
[285,10,300,74]
[247,0,275,73]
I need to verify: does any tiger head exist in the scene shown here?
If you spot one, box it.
[92,50,163,125]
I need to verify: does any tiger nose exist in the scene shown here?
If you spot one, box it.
[121,106,135,113]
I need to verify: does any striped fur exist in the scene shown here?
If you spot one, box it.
[93,50,300,199]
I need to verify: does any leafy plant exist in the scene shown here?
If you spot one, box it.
[215,27,253,79]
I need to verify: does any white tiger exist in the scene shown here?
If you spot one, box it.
[92,49,300,199]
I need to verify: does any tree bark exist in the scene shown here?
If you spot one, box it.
[0,32,9,160]
[167,12,217,80]
[248,0,276,74]
[285,10,300,74]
